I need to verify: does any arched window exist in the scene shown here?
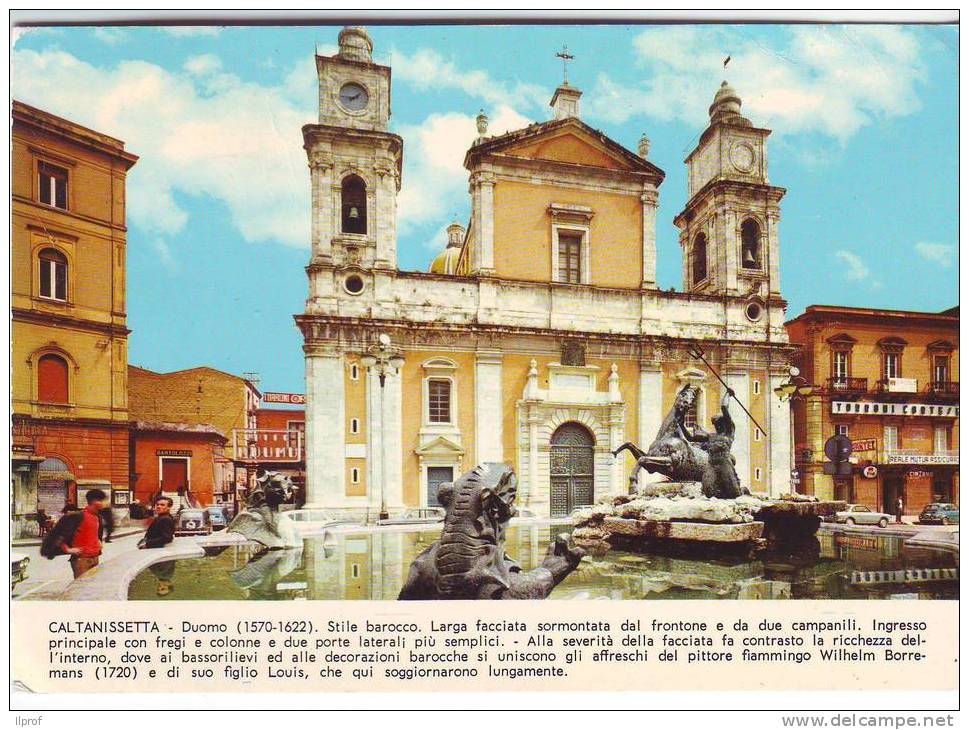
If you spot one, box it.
[341,175,367,235]
[741,219,761,269]
[38,354,69,403]
[39,248,68,301]
[692,233,707,286]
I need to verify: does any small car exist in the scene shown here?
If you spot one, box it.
[918,503,960,526]
[205,505,229,531]
[376,507,446,526]
[175,508,212,536]
[833,504,892,528]
[11,552,30,591]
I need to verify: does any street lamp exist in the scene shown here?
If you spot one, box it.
[360,333,405,522]
[774,366,815,495]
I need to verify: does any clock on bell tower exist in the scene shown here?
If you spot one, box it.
[302,25,402,295]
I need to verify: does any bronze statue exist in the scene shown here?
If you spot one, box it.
[614,384,745,499]
[226,471,301,549]
[399,463,585,599]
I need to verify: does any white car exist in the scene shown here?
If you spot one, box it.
[833,504,892,528]
[11,552,30,590]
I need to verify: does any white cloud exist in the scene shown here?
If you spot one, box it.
[389,47,547,113]
[834,250,878,287]
[915,241,955,267]
[160,26,222,38]
[183,53,222,76]
[12,47,315,254]
[588,25,925,142]
[397,105,531,242]
[94,28,127,45]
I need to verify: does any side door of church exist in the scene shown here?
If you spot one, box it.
[549,423,595,517]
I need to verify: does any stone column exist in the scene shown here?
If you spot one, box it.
[769,373,793,498]
[474,352,503,463]
[473,172,496,275]
[384,365,404,510]
[723,371,751,490]
[310,155,332,260]
[374,163,398,269]
[303,345,345,509]
[638,364,664,484]
[640,188,658,289]
[766,210,782,295]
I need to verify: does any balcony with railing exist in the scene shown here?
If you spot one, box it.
[826,376,868,396]
[875,377,919,396]
[233,428,304,463]
[926,381,959,399]
[881,448,959,466]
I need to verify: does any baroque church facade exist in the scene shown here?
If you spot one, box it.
[296,27,797,519]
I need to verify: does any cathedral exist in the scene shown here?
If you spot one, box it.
[295,26,796,519]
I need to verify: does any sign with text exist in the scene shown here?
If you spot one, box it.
[157,449,192,457]
[851,439,877,452]
[832,401,959,418]
[263,392,306,405]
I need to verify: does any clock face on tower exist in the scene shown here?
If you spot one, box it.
[339,82,369,111]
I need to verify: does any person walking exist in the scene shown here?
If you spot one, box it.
[139,496,176,549]
[41,489,109,579]
[99,503,116,543]
[895,495,905,524]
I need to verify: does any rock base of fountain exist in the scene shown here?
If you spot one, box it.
[572,483,845,555]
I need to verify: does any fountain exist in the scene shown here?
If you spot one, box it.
[225,471,301,549]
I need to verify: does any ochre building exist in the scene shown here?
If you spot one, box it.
[11,101,138,534]
[297,27,797,519]
[787,305,959,514]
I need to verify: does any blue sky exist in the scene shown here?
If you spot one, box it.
[12,23,958,394]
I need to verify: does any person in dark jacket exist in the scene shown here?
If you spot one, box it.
[140,496,176,549]
[99,504,116,543]
[40,489,109,579]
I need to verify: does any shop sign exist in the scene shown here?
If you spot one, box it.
[832,401,959,418]
[886,453,959,466]
[862,465,878,479]
[157,449,192,457]
[851,439,877,453]
[263,392,306,405]
[907,470,932,479]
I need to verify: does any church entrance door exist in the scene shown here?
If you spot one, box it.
[550,422,595,517]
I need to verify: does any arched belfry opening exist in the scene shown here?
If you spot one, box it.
[549,422,595,517]
[341,174,367,235]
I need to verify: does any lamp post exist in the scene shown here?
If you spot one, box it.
[773,366,815,494]
[360,333,405,522]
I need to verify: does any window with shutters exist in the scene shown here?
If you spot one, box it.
[557,232,582,284]
[37,354,69,403]
[883,425,899,452]
[39,161,68,210]
[39,248,68,302]
[427,378,452,424]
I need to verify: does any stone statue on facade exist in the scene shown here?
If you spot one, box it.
[226,471,301,549]
[613,384,745,499]
[399,463,585,599]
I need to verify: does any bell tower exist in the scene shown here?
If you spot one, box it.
[303,26,402,290]
[674,81,785,299]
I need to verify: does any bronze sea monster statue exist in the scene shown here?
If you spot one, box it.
[398,463,585,600]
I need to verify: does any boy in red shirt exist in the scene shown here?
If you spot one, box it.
[42,488,109,579]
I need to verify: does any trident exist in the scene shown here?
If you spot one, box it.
[687,343,766,435]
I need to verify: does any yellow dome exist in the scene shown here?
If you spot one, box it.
[430,247,461,275]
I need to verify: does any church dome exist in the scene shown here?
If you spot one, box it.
[430,247,461,275]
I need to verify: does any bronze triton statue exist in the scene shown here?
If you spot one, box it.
[226,470,301,549]
[613,384,745,499]
[399,463,585,600]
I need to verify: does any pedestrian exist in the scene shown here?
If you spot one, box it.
[895,495,904,524]
[139,496,176,549]
[99,503,116,543]
[41,489,109,579]
[33,508,51,537]
[62,499,79,514]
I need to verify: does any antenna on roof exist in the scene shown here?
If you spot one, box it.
[242,371,261,388]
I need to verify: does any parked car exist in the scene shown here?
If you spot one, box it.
[377,507,446,526]
[833,504,892,528]
[11,552,29,591]
[918,503,960,525]
[206,506,229,531]
[175,508,212,536]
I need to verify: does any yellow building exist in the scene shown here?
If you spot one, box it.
[787,305,959,513]
[297,27,797,519]
[11,101,137,533]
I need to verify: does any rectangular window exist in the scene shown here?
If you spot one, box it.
[427,378,452,423]
[40,256,67,301]
[39,161,68,210]
[934,426,949,454]
[833,351,849,380]
[753,380,760,395]
[754,467,762,481]
[835,424,849,437]
[683,401,698,430]
[349,418,359,435]
[883,425,899,453]
[754,427,762,441]
[557,232,582,284]
[350,363,359,380]
[933,356,949,384]
[884,352,900,380]
[350,467,360,484]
